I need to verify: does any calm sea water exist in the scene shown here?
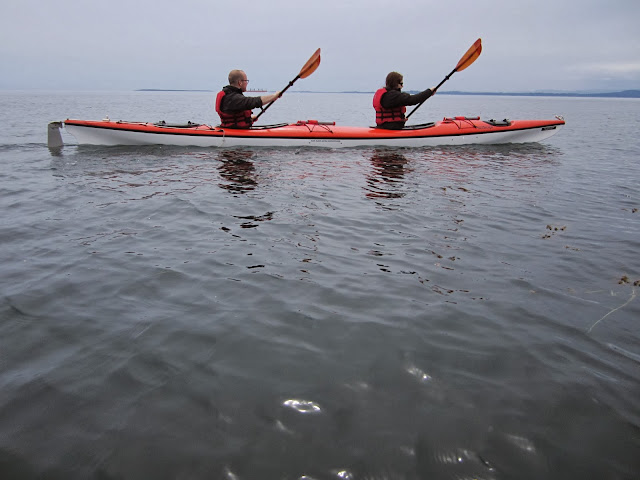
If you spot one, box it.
[1,91,639,479]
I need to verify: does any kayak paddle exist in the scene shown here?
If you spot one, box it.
[405,38,482,120]
[253,48,321,123]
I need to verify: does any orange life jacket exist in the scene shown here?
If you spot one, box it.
[373,88,406,126]
[215,90,253,128]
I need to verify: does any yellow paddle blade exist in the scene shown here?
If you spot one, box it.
[455,38,482,72]
[299,48,321,79]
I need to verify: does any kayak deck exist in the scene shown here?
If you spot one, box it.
[50,116,566,148]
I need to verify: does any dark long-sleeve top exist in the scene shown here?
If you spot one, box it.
[219,85,264,112]
[380,87,434,109]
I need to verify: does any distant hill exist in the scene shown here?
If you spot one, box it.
[300,90,640,98]
[137,89,212,92]
[437,90,640,98]
[136,88,640,98]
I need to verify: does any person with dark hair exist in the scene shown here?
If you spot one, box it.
[373,72,436,129]
[215,70,280,128]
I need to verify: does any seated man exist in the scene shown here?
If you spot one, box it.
[215,70,280,128]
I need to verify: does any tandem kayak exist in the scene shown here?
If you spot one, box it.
[48,116,565,149]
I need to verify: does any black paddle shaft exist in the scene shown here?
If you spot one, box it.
[253,75,299,122]
[405,67,456,121]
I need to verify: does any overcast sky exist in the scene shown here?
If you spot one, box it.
[1,0,639,93]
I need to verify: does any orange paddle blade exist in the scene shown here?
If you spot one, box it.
[299,48,321,79]
[455,38,482,72]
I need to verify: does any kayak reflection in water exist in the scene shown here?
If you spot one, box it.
[365,149,409,199]
[373,72,436,130]
[217,150,257,194]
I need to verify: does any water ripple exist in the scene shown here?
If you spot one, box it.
[1,92,639,478]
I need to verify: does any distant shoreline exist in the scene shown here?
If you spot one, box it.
[438,90,640,98]
[136,88,640,98]
[137,89,211,92]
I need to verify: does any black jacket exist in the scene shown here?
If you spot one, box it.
[380,88,433,109]
[378,87,434,129]
[218,85,264,112]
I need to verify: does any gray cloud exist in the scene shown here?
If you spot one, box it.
[1,0,639,92]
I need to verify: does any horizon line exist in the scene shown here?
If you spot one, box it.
[135,88,640,98]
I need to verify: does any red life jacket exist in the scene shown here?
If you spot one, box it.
[215,90,253,128]
[373,88,406,126]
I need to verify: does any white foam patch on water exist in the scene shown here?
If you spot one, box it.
[283,398,322,414]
